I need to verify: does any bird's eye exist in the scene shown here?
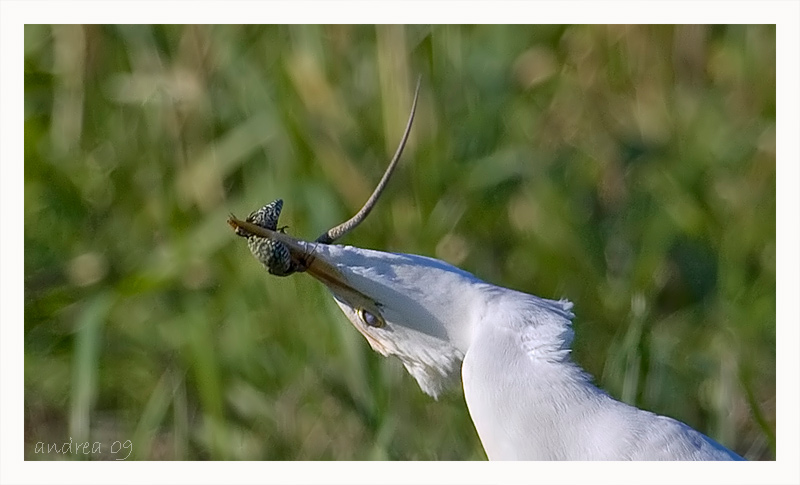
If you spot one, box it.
[358,308,385,328]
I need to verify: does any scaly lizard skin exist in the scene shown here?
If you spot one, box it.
[233,199,297,276]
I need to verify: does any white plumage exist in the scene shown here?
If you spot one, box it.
[299,241,743,461]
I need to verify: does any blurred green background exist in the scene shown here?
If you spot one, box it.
[24,25,775,460]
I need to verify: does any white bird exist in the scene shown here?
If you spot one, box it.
[229,80,744,461]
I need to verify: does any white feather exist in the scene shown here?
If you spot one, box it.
[304,242,743,460]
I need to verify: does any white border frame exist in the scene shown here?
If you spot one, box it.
[2,2,797,484]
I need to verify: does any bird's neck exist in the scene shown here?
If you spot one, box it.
[464,291,618,460]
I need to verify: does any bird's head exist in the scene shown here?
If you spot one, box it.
[304,242,490,398]
[229,213,487,398]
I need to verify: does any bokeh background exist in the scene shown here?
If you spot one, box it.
[24,25,775,460]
